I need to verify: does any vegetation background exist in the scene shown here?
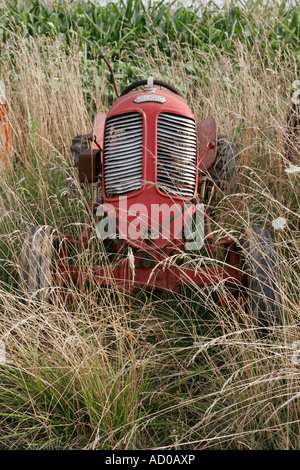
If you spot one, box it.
[0,0,299,450]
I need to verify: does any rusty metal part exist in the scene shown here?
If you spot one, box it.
[57,255,241,294]
[88,133,102,151]
[78,148,101,184]
[199,178,206,200]
[135,250,156,269]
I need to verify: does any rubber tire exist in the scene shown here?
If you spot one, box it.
[68,134,91,190]
[120,79,183,97]
[209,135,240,195]
[19,226,57,303]
[70,134,90,164]
[239,226,281,330]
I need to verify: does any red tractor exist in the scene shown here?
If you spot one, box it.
[19,61,281,330]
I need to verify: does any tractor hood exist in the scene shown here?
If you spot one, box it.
[103,87,197,200]
[98,87,200,249]
[108,87,193,120]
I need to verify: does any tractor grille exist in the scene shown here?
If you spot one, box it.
[104,112,143,196]
[157,113,197,198]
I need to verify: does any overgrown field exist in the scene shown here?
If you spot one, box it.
[0,0,299,450]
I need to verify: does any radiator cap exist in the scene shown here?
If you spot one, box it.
[143,76,156,92]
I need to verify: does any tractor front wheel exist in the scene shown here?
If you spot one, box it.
[67,134,91,191]
[239,225,281,330]
[69,134,90,164]
[19,226,58,303]
[209,135,240,196]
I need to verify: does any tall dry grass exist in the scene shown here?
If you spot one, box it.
[0,20,299,449]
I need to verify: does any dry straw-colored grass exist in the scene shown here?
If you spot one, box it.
[0,23,299,449]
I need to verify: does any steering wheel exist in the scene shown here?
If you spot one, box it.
[120,80,183,97]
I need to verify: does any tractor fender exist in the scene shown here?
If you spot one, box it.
[92,112,106,150]
[197,116,217,171]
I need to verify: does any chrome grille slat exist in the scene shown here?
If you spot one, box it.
[105,178,141,188]
[157,158,196,173]
[158,114,196,129]
[157,154,196,166]
[104,146,143,157]
[157,142,196,156]
[105,181,141,192]
[157,129,197,143]
[104,112,143,196]
[105,115,141,125]
[105,129,143,141]
[158,151,196,163]
[105,157,142,169]
[157,113,197,198]
[105,167,142,180]
[157,164,196,177]
[157,134,196,147]
[157,172,196,184]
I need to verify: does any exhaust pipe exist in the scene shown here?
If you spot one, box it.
[99,53,120,98]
